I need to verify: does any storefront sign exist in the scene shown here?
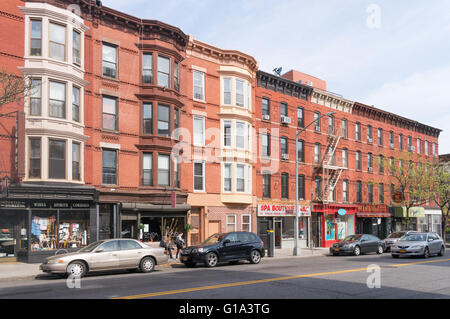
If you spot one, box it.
[258,204,311,217]
[393,207,425,218]
[31,202,50,208]
[53,202,70,209]
[0,200,26,208]
[72,202,90,208]
[357,204,389,213]
[338,209,347,216]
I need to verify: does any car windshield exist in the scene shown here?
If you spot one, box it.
[78,240,104,252]
[402,234,427,242]
[387,232,405,239]
[201,233,226,245]
[344,235,362,241]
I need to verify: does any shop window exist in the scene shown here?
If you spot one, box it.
[30,19,42,56]
[31,212,57,251]
[0,213,28,257]
[58,211,88,248]
[325,215,336,241]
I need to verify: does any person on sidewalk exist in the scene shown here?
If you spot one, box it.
[175,232,185,259]
[160,235,173,259]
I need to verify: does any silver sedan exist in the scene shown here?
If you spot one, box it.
[391,232,445,259]
[40,239,169,277]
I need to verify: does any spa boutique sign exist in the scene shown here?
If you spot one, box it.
[258,204,311,217]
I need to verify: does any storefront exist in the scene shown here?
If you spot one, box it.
[311,204,357,248]
[421,208,442,236]
[356,204,391,239]
[257,202,310,249]
[392,206,425,232]
[0,183,97,263]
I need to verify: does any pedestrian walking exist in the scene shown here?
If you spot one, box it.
[160,235,173,259]
[175,232,185,259]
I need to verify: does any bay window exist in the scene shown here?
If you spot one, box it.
[49,81,66,119]
[49,22,66,61]
[49,139,66,179]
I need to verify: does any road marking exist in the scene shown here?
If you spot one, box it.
[114,257,450,299]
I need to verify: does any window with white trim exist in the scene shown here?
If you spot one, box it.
[242,215,251,232]
[193,161,205,191]
[226,215,237,232]
[193,70,205,101]
[193,116,205,146]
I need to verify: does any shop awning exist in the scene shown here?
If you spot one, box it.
[357,212,391,218]
[393,206,425,218]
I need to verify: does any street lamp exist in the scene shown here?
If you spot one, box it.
[294,111,336,256]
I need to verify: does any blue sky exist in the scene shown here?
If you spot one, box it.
[102,0,450,154]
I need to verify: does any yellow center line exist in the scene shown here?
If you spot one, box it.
[113,258,450,299]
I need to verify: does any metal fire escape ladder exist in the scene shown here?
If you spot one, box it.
[322,130,344,204]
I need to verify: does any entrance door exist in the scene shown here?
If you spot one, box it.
[311,213,322,247]
[208,221,221,237]
[274,220,282,248]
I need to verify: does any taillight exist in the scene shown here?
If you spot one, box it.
[164,250,167,255]
[261,240,264,247]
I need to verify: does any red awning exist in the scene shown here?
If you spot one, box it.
[357,212,391,218]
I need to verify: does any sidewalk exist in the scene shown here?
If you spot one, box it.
[0,247,329,283]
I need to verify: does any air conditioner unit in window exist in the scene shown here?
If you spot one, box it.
[281,116,291,124]
[368,138,373,143]
[390,143,394,148]
[368,167,373,172]
[262,114,270,121]
[409,146,415,152]
[281,153,289,160]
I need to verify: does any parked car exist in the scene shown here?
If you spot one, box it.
[40,239,168,278]
[382,231,418,252]
[180,232,265,268]
[330,234,384,256]
[391,232,445,258]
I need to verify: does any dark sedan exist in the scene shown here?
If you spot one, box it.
[180,232,265,268]
[330,234,384,256]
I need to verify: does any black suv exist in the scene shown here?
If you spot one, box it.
[180,232,265,268]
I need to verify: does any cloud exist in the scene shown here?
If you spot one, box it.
[362,65,450,154]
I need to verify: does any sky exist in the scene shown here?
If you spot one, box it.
[102,0,450,154]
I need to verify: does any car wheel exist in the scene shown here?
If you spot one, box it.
[377,245,383,254]
[353,246,361,256]
[140,256,156,273]
[66,261,86,278]
[438,246,445,256]
[205,252,218,267]
[250,250,261,264]
[392,254,399,259]
[423,247,430,259]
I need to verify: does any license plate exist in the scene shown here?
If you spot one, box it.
[334,248,339,251]
[182,257,188,261]
[400,250,407,253]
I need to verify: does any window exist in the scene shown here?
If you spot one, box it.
[143,103,153,134]
[342,148,348,168]
[262,133,270,157]
[29,138,41,178]
[49,23,66,61]
[99,240,119,252]
[174,61,180,91]
[355,122,361,141]
[142,53,153,84]
[432,143,437,157]
[102,43,117,78]
[158,104,170,136]
[223,121,232,147]
[193,116,205,146]
[72,142,80,181]
[368,183,373,203]
[314,112,321,132]
[280,102,288,120]
[408,136,412,151]
[142,153,153,186]
[417,138,421,154]
[30,19,42,56]
[262,98,270,118]
[73,30,81,65]
[193,70,205,100]
[157,55,170,88]
[236,122,245,149]
[236,164,245,192]
[223,163,232,192]
[262,172,271,198]
[379,155,384,173]
[298,174,305,200]
[379,183,384,204]
[343,180,349,202]
[226,215,236,232]
[174,155,180,188]
[367,125,373,143]
[72,86,80,122]
[193,161,205,191]
[280,137,288,157]
[242,215,251,232]
[120,240,142,250]
[356,181,362,203]
[158,154,170,186]
[297,140,305,162]
[174,108,179,139]
[390,184,395,203]
[399,134,403,150]
[328,115,334,135]
[281,173,289,199]
[236,79,245,107]
[102,149,117,185]
[223,78,232,105]
[30,79,41,116]
[49,139,66,179]
[314,176,321,199]
[297,107,304,127]
[425,141,429,156]
[378,128,383,145]
[314,143,321,164]
[356,151,361,170]
[389,131,394,148]
[102,96,117,130]
[342,119,348,138]
[368,153,373,172]
[49,81,66,119]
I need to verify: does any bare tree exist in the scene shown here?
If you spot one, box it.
[0,69,32,108]
[430,162,450,237]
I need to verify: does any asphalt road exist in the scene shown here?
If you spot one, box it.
[1,251,449,300]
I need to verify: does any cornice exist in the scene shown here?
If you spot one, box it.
[257,70,312,100]
[18,66,89,87]
[26,127,90,141]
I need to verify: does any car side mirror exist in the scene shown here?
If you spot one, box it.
[428,238,434,242]
[222,239,231,245]
[95,248,104,253]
